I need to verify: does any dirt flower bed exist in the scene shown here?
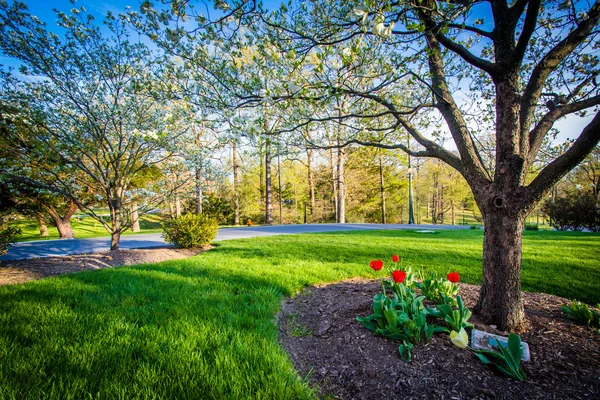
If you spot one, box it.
[0,246,210,286]
[279,279,600,400]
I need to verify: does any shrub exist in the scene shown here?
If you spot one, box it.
[0,226,21,256]
[162,213,218,248]
[543,192,599,231]
[524,223,539,231]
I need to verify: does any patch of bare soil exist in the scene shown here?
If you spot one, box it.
[279,279,600,399]
[0,246,210,286]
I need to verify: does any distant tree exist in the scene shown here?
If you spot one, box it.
[0,3,184,249]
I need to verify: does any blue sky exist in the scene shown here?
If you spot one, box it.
[9,0,595,143]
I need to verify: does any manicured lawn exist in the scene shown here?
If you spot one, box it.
[0,230,598,399]
[11,215,164,242]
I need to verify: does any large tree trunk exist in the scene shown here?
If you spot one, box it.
[474,205,527,332]
[44,201,77,239]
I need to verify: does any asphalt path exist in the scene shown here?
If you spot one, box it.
[1,223,470,261]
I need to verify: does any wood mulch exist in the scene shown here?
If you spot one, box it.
[0,246,210,286]
[279,279,600,400]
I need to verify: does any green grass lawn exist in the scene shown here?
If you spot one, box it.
[11,215,164,242]
[0,230,598,399]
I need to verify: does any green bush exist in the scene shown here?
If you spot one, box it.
[524,223,539,231]
[0,226,21,256]
[162,213,218,248]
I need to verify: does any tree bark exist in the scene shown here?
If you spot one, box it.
[307,148,316,217]
[336,145,346,223]
[475,207,527,332]
[265,139,273,225]
[379,150,386,224]
[36,213,48,236]
[109,192,123,251]
[175,196,182,217]
[233,140,240,225]
[44,201,77,239]
[131,202,140,232]
[196,168,203,214]
[278,152,283,225]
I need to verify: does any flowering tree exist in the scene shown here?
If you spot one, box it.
[0,3,184,249]
[256,0,600,331]
[132,0,599,331]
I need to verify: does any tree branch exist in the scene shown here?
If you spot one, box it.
[520,0,600,135]
[527,111,600,201]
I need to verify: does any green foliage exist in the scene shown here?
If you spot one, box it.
[357,283,445,362]
[426,295,474,332]
[203,193,234,225]
[524,224,539,231]
[415,272,459,306]
[162,213,218,248]
[543,193,600,232]
[472,333,527,382]
[560,300,600,328]
[0,225,20,256]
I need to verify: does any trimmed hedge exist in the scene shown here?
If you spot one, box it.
[162,213,218,248]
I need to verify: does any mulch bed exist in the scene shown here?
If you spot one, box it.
[279,279,600,399]
[0,246,210,286]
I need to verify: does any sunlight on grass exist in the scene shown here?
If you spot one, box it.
[11,215,164,242]
[0,230,598,398]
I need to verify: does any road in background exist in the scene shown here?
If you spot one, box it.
[1,223,470,261]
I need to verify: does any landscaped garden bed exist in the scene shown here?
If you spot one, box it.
[280,279,600,399]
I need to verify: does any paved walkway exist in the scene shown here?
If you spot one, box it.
[1,223,469,261]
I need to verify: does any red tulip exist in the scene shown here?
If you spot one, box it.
[370,259,383,271]
[447,272,460,283]
[392,270,407,283]
[392,254,400,263]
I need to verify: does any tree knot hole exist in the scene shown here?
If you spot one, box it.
[493,197,505,209]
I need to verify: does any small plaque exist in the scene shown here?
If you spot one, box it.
[415,230,437,234]
[471,329,530,362]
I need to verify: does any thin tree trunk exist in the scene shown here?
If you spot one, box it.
[131,202,140,232]
[475,210,527,332]
[168,201,175,219]
[379,150,386,224]
[175,196,182,217]
[196,168,203,214]
[109,195,122,251]
[265,139,273,225]
[233,140,240,225]
[278,152,283,225]
[36,213,48,237]
[329,147,338,222]
[337,145,346,223]
[307,149,316,217]
[259,138,265,205]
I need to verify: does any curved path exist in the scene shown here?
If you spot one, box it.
[1,223,470,261]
